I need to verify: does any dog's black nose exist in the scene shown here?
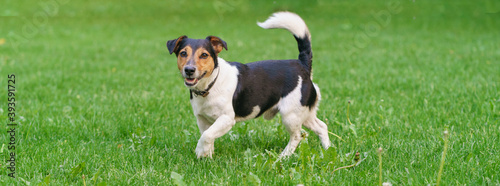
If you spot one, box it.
[184,66,196,76]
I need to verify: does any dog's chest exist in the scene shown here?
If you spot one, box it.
[188,59,239,122]
[190,93,232,122]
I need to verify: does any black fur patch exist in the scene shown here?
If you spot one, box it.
[229,59,317,118]
[294,35,313,72]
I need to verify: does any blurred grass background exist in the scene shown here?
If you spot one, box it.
[1,0,499,185]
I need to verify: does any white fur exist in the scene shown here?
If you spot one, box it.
[278,76,310,156]
[190,58,238,158]
[257,11,311,40]
[303,84,331,149]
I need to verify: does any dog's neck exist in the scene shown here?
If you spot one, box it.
[190,65,220,97]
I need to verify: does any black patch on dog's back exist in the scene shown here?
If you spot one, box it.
[229,59,316,118]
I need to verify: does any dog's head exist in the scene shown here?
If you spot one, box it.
[167,36,227,88]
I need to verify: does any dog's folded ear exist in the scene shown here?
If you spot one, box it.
[206,36,228,55]
[167,35,188,55]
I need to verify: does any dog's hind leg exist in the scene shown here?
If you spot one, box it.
[303,116,331,149]
[280,110,309,156]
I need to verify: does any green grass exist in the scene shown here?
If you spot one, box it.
[1,0,499,185]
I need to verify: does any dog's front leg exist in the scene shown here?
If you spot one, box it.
[196,116,211,135]
[195,114,235,158]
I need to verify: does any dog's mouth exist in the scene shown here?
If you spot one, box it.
[184,71,207,87]
[184,78,199,86]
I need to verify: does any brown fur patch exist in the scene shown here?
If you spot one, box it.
[177,46,192,71]
[194,48,215,77]
[177,46,215,78]
[207,36,227,55]
[212,43,223,54]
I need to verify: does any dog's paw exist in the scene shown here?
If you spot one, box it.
[279,149,293,157]
[195,138,214,158]
[321,140,332,150]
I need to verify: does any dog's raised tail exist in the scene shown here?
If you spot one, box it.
[258,12,313,71]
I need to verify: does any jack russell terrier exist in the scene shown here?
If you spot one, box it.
[167,12,331,158]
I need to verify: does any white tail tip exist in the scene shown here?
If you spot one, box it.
[257,11,310,39]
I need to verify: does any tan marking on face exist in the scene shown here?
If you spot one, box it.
[194,48,215,77]
[177,46,192,72]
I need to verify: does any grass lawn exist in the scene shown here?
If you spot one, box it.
[1,0,499,185]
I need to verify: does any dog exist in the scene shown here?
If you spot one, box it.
[167,12,331,158]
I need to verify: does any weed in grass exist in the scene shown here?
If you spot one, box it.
[245,172,262,186]
[378,148,383,186]
[170,171,188,186]
[82,174,86,186]
[436,130,450,186]
[70,162,85,180]
[41,174,50,185]
[331,152,361,173]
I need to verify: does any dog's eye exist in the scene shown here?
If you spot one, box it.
[200,53,209,59]
[180,51,187,57]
